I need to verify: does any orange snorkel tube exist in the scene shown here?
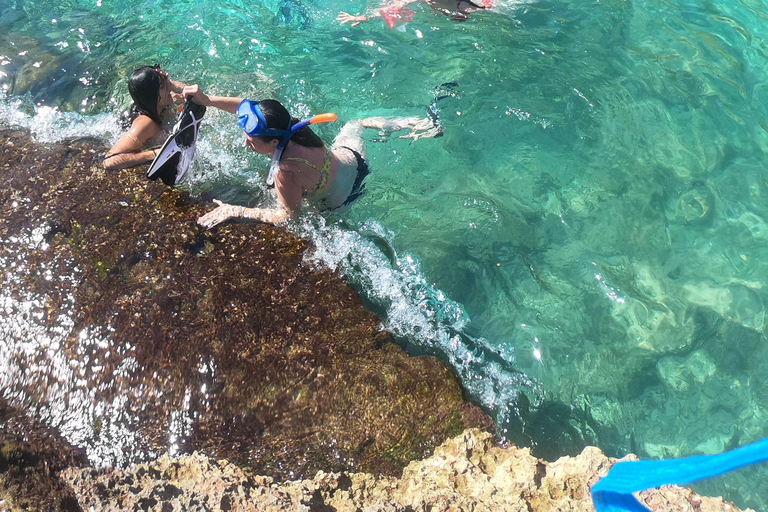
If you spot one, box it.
[308,113,338,125]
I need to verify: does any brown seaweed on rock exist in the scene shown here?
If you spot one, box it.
[0,397,86,511]
[0,127,494,491]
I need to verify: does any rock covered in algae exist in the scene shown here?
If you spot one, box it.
[0,398,87,512]
[61,428,751,512]
[0,126,493,492]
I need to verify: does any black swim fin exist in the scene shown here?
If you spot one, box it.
[146,100,207,186]
[426,81,459,137]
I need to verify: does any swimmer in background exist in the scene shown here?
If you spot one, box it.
[338,0,492,28]
[181,84,442,228]
[103,65,187,170]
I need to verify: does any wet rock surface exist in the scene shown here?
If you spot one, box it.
[0,126,493,501]
[61,428,751,512]
[0,398,86,511]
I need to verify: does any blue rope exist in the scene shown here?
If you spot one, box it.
[591,437,768,512]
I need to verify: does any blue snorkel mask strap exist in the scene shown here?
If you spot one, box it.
[266,118,315,186]
[267,139,289,187]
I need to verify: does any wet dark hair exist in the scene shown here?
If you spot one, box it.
[257,99,324,150]
[128,66,163,125]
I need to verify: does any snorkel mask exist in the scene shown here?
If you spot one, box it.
[237,99,338,186]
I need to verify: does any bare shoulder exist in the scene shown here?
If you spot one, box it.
[278,159,302,174]
[276,162,305,188]
[107,114,160,155]
[130,114,161,137]
[131,114,160,131]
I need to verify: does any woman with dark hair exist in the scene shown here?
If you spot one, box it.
[103,65,186,170]
[181,85,441,228]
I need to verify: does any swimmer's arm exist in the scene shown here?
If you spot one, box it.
[103,116,162,170]
[160,69,188,102]
[197,200,293,228]
[170,81,189,103]
[242,205,292,224]
[103,147,160,170]
[198,169,300,227]
[337,11,377,25]
[170,80,186,94]
[182,85,242,113]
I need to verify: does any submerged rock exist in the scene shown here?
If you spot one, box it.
[61,428,752,512]
[0,126,493,497]
[0,398,86,512]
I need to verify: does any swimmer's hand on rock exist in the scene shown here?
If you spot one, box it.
[199,200,290,228]
[338,11,369,26]
[198,199,242,229]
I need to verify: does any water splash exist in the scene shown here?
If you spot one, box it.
[294,215,542,435]
[0,223,155,468]
[0,91,121,144]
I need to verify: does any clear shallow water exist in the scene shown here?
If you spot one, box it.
[2,0,768,508]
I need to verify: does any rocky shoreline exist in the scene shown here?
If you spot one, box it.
[0,407,751,512]
[0,127,751,511]
[54,429,755,512]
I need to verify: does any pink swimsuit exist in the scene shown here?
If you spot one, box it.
[380,5,416,28]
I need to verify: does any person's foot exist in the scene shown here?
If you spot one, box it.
[419,81,459,139]
[359,116,420,134]
[359,113,445,141]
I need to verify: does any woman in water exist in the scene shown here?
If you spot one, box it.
[103,65,186,170]
[338,0,491,28]
[181,85,441,228]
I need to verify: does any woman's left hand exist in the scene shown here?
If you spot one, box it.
[198,199,241,229]
[158,71,183,102]
[158,70,171,90]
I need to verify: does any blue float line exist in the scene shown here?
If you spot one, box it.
[591,437,768,512]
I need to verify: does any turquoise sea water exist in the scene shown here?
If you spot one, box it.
[2,0,768,508]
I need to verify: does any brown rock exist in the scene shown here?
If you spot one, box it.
[0,126,492,499]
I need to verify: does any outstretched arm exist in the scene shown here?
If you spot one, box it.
[197,200,292,229]
[182,85,243,114]
[337,11,377,26]
[197,168,302,229]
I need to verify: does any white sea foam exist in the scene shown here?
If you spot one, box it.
[293,215,540,434]
[0,91,122,145]
[0,224,154,469]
